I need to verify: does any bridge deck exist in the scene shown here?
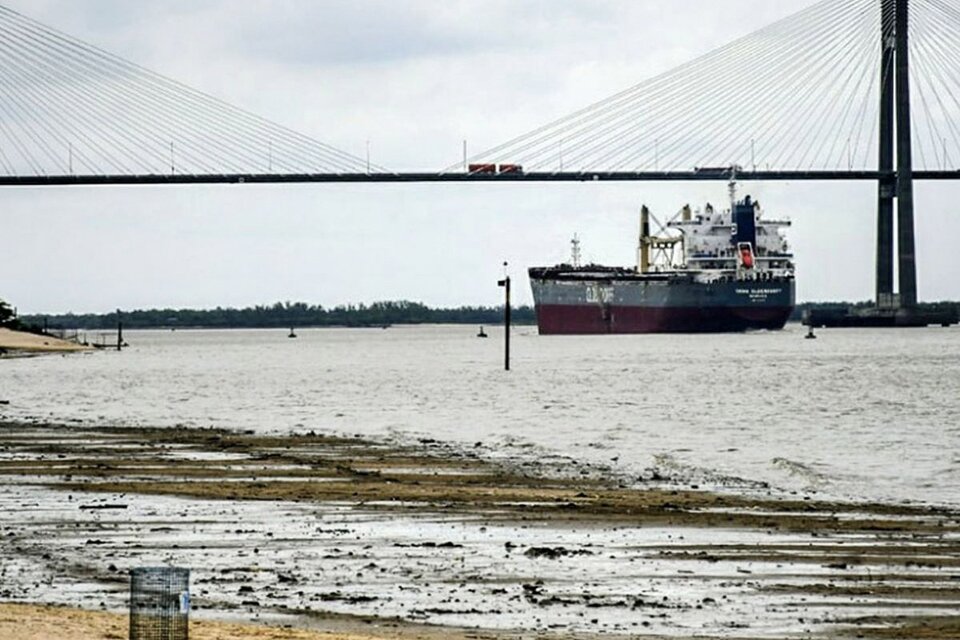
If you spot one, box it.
[2,170,959,187]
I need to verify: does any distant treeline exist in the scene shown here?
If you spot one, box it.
[20,300,536,330]
[13,298,960,331]
[789,300,960,322]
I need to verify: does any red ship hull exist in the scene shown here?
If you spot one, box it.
[534,304,793,335]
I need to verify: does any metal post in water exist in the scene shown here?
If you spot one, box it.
[498,263,511,371]
[117,308,123,351]
[505,277,511,371]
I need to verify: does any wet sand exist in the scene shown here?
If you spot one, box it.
[2,603,958,640]
[6,422,955,533]
[0,421,958,638]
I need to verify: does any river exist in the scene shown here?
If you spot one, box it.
[2,323,958,505]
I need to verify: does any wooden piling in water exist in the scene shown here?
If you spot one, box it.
[116,309,123,351]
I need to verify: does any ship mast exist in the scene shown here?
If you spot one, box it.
[727,166,738,207]
[638,206,651,273]
[570,234,582,268]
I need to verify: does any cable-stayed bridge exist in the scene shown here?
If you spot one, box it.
[0,0,958,182]
[0,0,957,316]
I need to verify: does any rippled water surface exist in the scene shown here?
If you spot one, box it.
[2,324,958,505]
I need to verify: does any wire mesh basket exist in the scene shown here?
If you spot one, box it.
[129,567,190,640]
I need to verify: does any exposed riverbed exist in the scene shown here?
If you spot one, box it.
[0,422,957,638]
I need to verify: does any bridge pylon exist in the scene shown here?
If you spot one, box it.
[808,0,958,329]
[877,0,917,311]
[876,0,895,308]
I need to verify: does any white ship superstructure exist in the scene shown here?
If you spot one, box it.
[665,196,795,283]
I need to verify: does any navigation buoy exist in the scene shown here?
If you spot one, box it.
[288,327,297,339]
[477,326,488,338]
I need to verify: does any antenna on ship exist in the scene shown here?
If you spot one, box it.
[570,234,582,268]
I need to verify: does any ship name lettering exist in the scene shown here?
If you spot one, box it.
[736,288,782,295]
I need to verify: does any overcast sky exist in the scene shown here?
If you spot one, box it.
[3,0,959,314]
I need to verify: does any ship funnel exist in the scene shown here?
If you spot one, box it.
[639,205,651,273]
[682,204,692,222]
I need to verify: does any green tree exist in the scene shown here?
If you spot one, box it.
[0,298,15,327]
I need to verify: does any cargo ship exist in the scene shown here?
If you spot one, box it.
[529,185,795,334]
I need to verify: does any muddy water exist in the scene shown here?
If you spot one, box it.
[2,324,959,505]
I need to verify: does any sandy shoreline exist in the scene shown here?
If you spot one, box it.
[0,421,958,638]
[0,603,520,640]
[0,327,90,353]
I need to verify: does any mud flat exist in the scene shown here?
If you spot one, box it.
[0,421,958,638]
